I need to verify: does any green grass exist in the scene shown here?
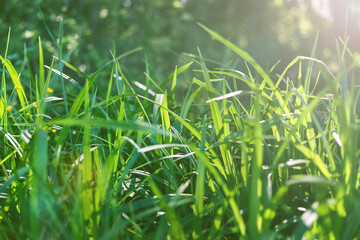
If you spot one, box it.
[1,25,360,239]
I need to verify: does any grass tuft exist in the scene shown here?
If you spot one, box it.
[1,25,360,239]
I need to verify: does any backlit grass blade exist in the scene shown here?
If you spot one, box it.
[248,91,264,239]
[38,59,55,122]
[160,61,193,89]
[82,78,94,233]
[179,78,196,118]
[29,129,48,238]
[198,48,223,135]
[193,115,207,239]
[294,144,332,179]
[39,37,45,95]
[160,91,171,142]
[171,66,177,94]
[0,55,28,108]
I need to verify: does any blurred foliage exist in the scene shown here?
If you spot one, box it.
[1,0,360,79]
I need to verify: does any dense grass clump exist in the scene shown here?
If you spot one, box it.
[1,25,360,239]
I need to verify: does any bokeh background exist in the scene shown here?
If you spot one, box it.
[1,0,360,80]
